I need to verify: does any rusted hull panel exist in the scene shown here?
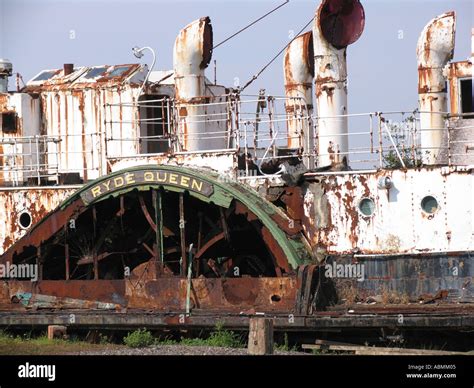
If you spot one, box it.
[0,187,78,254]
[303,167,474,255]
[127,277,297,312]
[0,280,126,309]
[0,277,296,313]
[0,254,472,315]
[13,294,119,310]
[328,252,474,304]
[13,280,125,304]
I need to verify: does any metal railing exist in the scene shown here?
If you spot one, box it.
[126,94,471,171]
[1,93,473,185]
[0,133,101,186]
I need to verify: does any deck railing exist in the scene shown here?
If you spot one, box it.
[0,93,472,186]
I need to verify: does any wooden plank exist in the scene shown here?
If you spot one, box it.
[314,339,357,347]
[248,318,274,355]
[302,343,466,355]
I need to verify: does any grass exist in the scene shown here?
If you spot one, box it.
[0,323,245,354]
[123,323,244,349]
[274,333,298,352]
[123,328,154,348]
[179,326,243,348]
[1,328,295,354]
[0,330,117,355]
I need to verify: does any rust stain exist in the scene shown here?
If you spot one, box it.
[77,92,88,182]
[280,186,305,223]
[200,17,213,69]
[2,236,12,252]
[446,60,472,114]
[64,93,69,155]
[261,226,289,275]
[0,94,9,111]
[118,88,123,153]
[342,192,359,246]
[0,188,77,254]
[0,144,3,186]
[126,272,296,312]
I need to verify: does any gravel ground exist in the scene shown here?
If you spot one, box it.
[75,345,305,356]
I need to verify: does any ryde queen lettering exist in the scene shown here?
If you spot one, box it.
[81,170,214,204]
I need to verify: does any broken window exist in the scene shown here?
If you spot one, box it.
[139,95,170,154]
[82,66,108,80]
[1,111,17,133]
[30,69,59,83]
[107,65,132,78]
[460,78,473,118]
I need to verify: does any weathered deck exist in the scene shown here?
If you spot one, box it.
[1,307,473,332]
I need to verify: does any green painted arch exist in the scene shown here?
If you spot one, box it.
[60,165,312,269]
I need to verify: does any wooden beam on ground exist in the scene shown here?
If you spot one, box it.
[302,342,466,355]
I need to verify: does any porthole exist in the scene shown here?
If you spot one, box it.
[358,198,375,217]
[421,195,438,214]
[18,211,32,229]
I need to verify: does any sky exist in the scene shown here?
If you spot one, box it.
[0,0,472,115]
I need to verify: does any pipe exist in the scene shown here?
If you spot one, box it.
[174,17,221,151]
[63,64,74,76]
[283,31,315,168]
[133,46,156,98]
[0,59,13,93]
[313,0,364,168]
[417,11,456,165]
